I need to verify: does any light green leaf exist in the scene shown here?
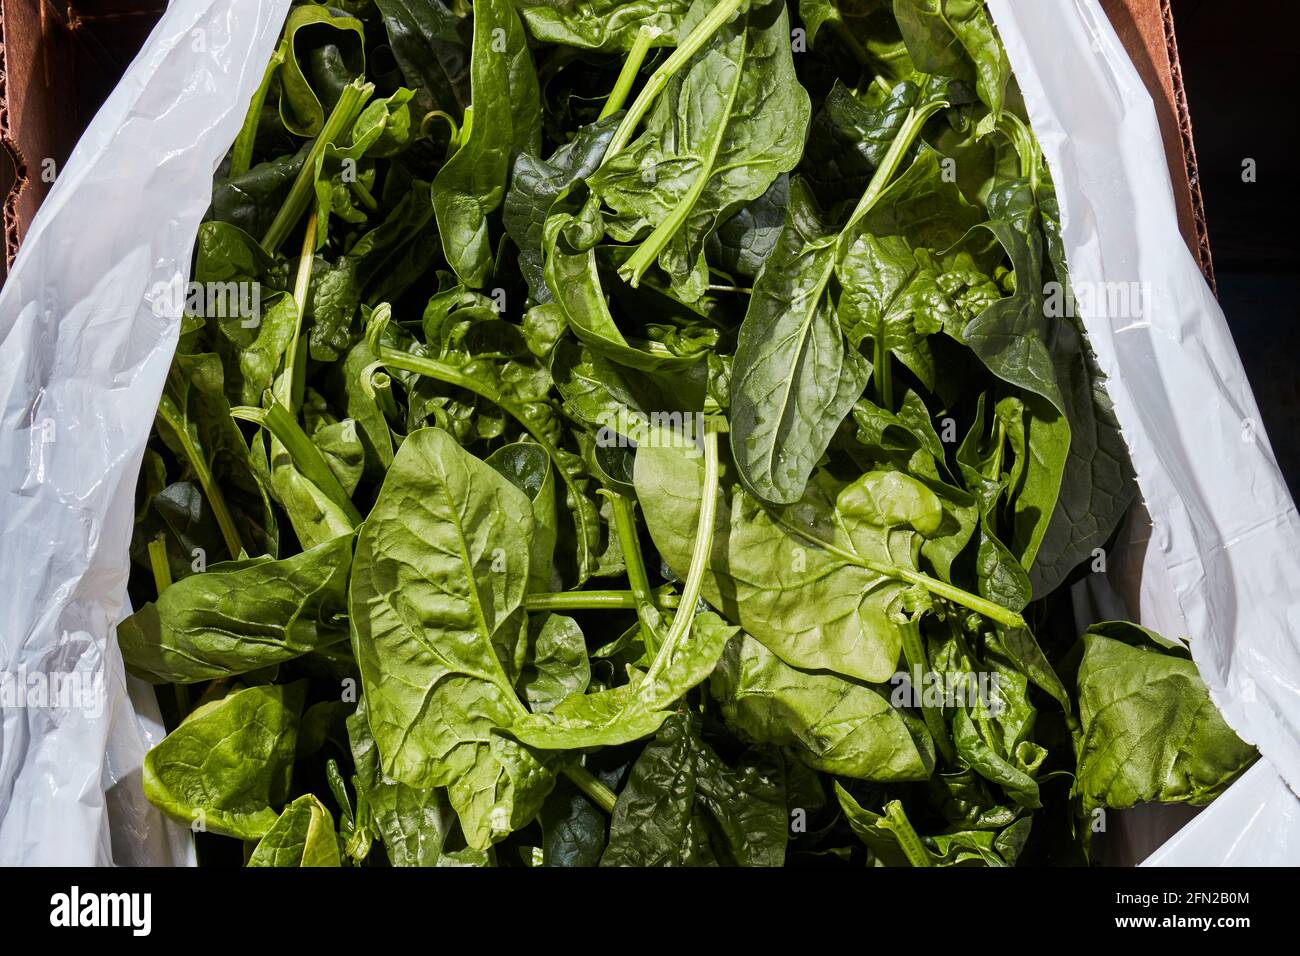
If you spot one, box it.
[711,631,934,780]
[731,178,871,504]
[1074,627,1255,813]
[514,0,690,50]
[119,533,353,683]
[636,442,937,682]
[513,611,737,748]
[143,683,304,840]
[519,613,591,713]
[347,700,460,867]
[247,794,342,867]
[349,427,554,848]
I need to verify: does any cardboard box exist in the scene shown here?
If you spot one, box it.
[1099,0,1215,290]
[1,0,1213,288]
[0,0,163,283]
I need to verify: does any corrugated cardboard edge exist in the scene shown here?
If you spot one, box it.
[0,8,27,274]
[1099,0,1215,290]
[1159,0,1213,290]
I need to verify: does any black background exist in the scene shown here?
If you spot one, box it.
[1173,0,1300,498]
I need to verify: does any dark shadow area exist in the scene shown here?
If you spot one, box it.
[1173,0,1300,499]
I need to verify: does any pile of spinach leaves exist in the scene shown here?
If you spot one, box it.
[123,0,1254,867]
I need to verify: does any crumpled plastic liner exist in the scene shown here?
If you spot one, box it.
[990,0,1300,864]
[0,0,1294,866]
[0,0,291,865]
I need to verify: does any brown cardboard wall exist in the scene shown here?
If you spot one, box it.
[1,0,164,281]
[1098,0,1214,289]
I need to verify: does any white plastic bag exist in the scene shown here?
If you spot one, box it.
[0,0,1293,866]
[989,0,1300,864]
[0,0,291,865]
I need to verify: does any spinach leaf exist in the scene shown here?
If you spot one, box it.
[891,0,1008,117]
[487,441,560,593]
[838,149,983,392]
[1074,625,1255,813]
[512,611,737,748]
[278,4,367,137]
[636,438,1017,682]
[367,309,605,584]
[247,795,342,867]
[211,292,299,408]
[539,774,610,867]
[707,172,789,279]
[589,0,810,300]
[348,699,464,866]
[543,200,712,410]
[431,0,540,288]
[373,0,469,117]
[711,631,934,780]
[119,533,353,684]
[955,393,1033,611]
[959,183,1071,574]
[601,712,787,866]
[730,177,871,504]
[837,783,1025,866]
[1027,184,1137,595]
[515,0,690,50]
[143,683,304,840]
[800,81,916,208]
[504,115,620,301]
[349,427,554,848]
[518,613,590,713]
[210,146,311,239]
[154,352,277,561]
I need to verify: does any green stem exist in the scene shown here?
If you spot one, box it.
[229,44,285,180]
[230,403,363,526]
[997,112,1040,193]
[899,619,956,764]
[884,800,934,867]
[842,98,950,237]
[420,110,459,143]
[603,492,661,652]
[774,514,1027,630]
[873,332,892,410]
[261,79,373,253]
[147,535,172,597]
[563,764,617,814]
[524,589,679,612]
[277,210,317,413]
[293,214,316,306]
[359,361,399,422]
[599,25,659,120]
[156,402,245,560]
[988,417,1006,483]
[604,0,745,160]
[643,428,719,685]
[894,567,1023,629]
[348,178,379,213]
